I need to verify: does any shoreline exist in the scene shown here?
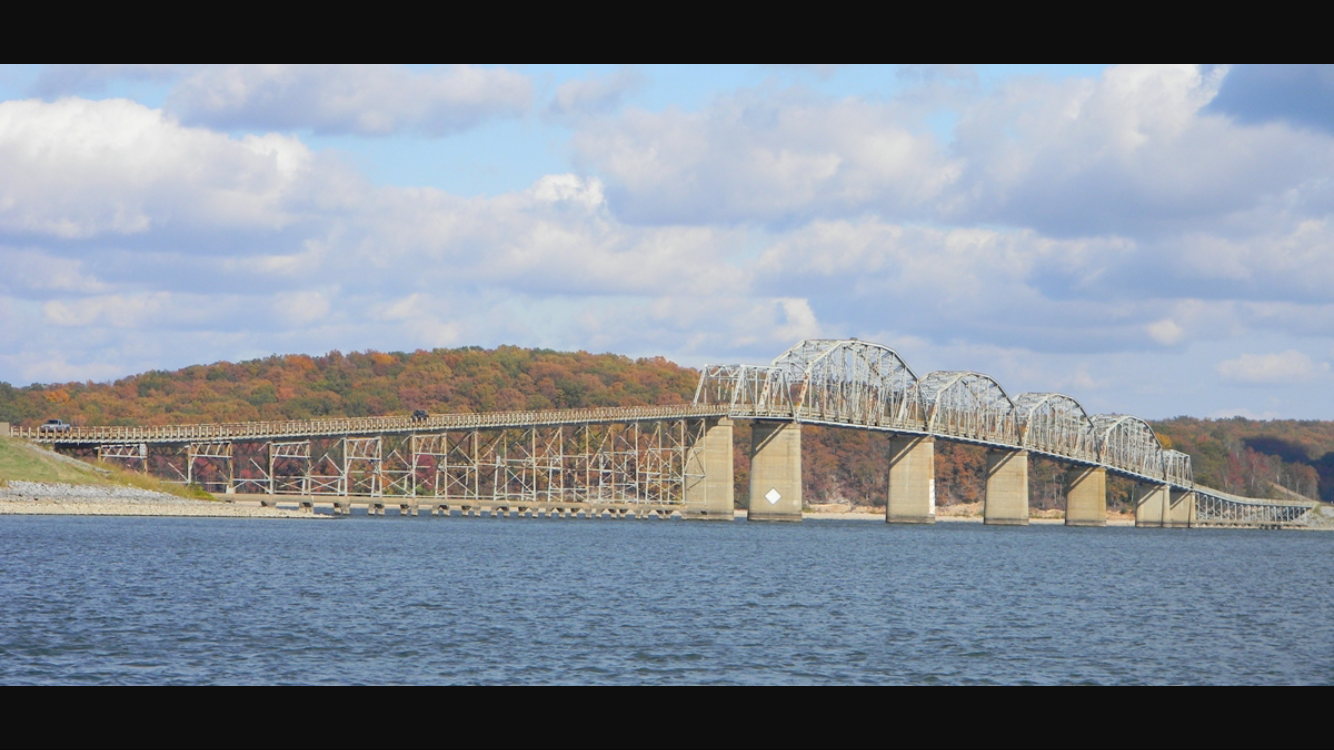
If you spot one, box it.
[787,510,1136,526]
[0,499,320,518]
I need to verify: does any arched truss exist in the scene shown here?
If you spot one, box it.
[915,371,1017,443]
[1013,393,1097,462]
[693,364,793,418]
[771,339,920,426]
[1094,415,1165,480]
[690,338,1242,498]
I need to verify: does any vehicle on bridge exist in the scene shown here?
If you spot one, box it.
[38,419,71,432]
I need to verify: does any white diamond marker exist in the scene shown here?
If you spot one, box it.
[765,488,782,505]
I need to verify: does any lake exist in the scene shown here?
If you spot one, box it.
[2,515,1330,684]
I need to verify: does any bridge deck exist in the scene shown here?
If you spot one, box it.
[15,404,731,445]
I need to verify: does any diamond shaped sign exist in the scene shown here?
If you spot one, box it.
[765,488,782,505]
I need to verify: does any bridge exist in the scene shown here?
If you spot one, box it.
[9,339,1319,527]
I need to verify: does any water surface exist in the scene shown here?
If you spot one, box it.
[2,515,1330,684]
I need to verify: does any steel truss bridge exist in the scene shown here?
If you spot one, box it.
[14,339,1319,527]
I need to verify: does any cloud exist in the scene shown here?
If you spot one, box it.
[272,290,332,326]
[570,88,957,226]
[549,67,644,117]
[948,65,1334,238]
[41,293,172,328]
[1146,318,1184,345]
[0,248,106,294]
[0,97,315,240]
[167,65,531,136]
[1216,350,1329,385]
[567,65,1334,250]
[29,64,181,97]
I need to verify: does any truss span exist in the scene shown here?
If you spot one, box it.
[695,338,1319,519]
[1014,393,1097,463]
[771,339,920,427]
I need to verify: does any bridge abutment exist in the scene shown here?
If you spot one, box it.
[1167,489,1195,528]
[1065,465,1107,527]
[886,436,935,524]
[748,421,802,522]
[1135,483,1170,527]
[984,449,1029,525]
[684,417,735,520]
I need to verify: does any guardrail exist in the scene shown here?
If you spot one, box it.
[15,404,732,445]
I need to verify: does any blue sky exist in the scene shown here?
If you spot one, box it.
[2,64,1334,421]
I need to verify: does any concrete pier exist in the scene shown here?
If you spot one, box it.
[684,417,735,520]
[1167,489,1195,528]
[984,449,1029,525]
[1065,465,1107,527]
[1135,483,1169,527]
[748,421,802,522]
[886,436,935,524]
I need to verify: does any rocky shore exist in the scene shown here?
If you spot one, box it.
[0,481,317,518]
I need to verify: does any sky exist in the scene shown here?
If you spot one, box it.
[2,63,1334,420]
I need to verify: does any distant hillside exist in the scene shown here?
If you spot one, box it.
[0,347,700,427]
[1153,417,1332,502]
[3,347,1330,506]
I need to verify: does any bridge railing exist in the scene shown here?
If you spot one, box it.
[15,404,731,445]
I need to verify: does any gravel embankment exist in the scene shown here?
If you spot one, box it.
[0,481,317,518]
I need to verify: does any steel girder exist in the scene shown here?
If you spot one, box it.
[1093,415,1165,480]
[916,371,1017,443]
[694,364,794,418]
[772,339,920,427]
[1193,490,1312,525]
[696,339,1195,484]
[1164,450,1193,486]
[1013,393,1098,462]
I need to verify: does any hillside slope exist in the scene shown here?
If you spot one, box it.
[0,436,211,499]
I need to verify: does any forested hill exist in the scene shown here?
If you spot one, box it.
[1153,417,1334,503]
[0,347,699,427]
[2,347,1332,505]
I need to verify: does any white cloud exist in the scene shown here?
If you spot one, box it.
[549,67,643,116]
[0,98,312,239]
[30,64,181,97]
[1145,318,1184,345]
[272,290,331,326]
[0,248,106,293]
[949,64,1334,237]
[41,293,172,328]
[1216,350,1329,385]
[529,174,605,209]
[167,65,531,136]
[571,90,958,225]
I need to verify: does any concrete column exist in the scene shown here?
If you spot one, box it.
[984,449,1029,526]
[886,436,935,524]
[748,421,802,522]
[1167,489,1195,528]
[1065,465,1107,527]
[684,418,735,520]
[1135,483,1169,527]
[0,422,10,437]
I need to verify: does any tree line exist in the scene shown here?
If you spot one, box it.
[3,347,1329,506]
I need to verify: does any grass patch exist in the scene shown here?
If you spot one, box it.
[0,437,216,501]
